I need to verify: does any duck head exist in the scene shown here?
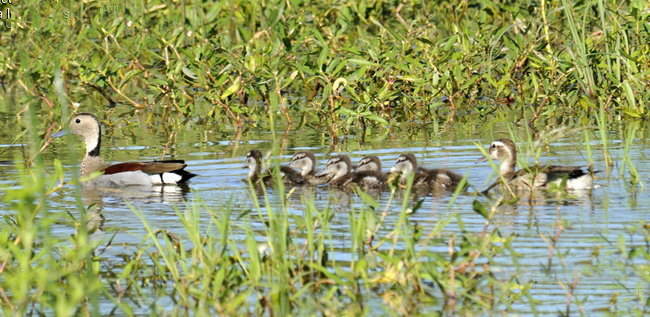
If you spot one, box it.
[245,149,263,178]
[356,155,382,173]
[290,151,316,177]
[476,139,517,175]
[53,113,102,157]
[390,154,417,178]
[321,155,352,180]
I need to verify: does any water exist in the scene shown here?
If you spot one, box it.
[0,117,648,315]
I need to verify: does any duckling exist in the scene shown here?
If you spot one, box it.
[289,151,332,185]
[244,149,304,185]
[52,113,196,187]
[389,154,464,191]
[325,155,386,189]
[355,155,382,173]
[476,139,596,192]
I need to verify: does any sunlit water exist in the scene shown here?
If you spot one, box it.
[1,118,648,315]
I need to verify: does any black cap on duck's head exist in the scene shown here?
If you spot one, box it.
[356,155,382,173]
[245,149,263,170]
[325,154,352,178]
[290,151,316,176]
[390,154,417,175]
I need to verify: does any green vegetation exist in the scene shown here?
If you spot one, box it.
[0,0,648,315]
[1,0,648,135]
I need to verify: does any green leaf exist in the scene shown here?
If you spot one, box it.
[220,77,241,100]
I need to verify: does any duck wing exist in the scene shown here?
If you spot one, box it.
[103,160,187,175]
[516,165,589,181]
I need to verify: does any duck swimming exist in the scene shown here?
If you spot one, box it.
[476,139,596,192]
[244,149,304,185]
[53,113,196,187]
[389,154,464,191]
[323,155,386,189]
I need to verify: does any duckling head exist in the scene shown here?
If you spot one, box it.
[245,150,263,178]
[390,154,417,176]
[324,155,352,179]
[356,155,381,173]
[290,151,316,176]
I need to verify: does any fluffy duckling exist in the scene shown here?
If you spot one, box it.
[244,149,304,185]
[324,155,386,189]
[389,154,464,191]
[355,155,382,173]
[289,151,332,185]
[476,139,596,192]
[53,113,196,187]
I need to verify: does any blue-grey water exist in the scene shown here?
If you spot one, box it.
[0,117,648,315]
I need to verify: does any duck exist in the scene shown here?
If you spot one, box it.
[476,139,596,192]
[52,113,196,187]
[288,151,333,185]
[244,149,304,185]
[355,155,382,173]
[389,154,464,191]
[323,155,386,189]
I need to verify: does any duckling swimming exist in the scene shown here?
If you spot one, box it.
[244,149,304,185]
[389,154,464,191]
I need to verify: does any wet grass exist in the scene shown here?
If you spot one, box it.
[0,0,649,315]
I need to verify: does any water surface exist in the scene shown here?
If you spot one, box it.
[1,116,648,315]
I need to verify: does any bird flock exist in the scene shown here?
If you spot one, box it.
[55,113,597,193]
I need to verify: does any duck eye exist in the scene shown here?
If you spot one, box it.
[75,119,81,124]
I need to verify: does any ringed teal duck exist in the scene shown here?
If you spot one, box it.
[476,139,596,192]
[53,113,196,187]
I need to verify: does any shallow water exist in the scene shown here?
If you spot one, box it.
[1,117,648,315]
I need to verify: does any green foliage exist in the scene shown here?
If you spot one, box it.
[1,0,648,136]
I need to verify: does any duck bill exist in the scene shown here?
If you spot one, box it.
[51,130,69,138]
[475,155,488,164]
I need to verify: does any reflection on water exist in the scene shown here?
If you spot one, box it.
[0,126,648,314]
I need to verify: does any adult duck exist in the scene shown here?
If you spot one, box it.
[476,139,596,192]
[53,113,196,187]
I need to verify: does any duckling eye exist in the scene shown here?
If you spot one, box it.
[491,144,496,149]
[75,119,81,124]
